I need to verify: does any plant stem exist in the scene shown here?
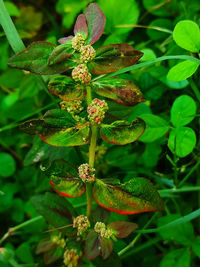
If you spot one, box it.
[189,79,200,103]
[179,157,200,187]
[85,86,98,218]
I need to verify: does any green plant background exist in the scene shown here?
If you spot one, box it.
[0,0,200,266]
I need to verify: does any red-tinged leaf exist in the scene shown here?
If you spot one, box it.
[93,178,164,215]
[44,247,63,265]
[100,237,113,260]
[85,3,105,44]
[43,109,75,127]
[100,118,145,145]
[58,35,73,44]
[48,76,86,101]
[92,77,145,106]
[31,192,77,235]
[74,14,88,37]
[91,206,110,225]
[36,238,57,254]
[85,231,101,260]
[108,221,138,238]
[88,44,143,75]
[50,176,85,198]
[48,43,73,65]
[8,42,75,75]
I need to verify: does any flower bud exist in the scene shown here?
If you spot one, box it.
[73,215,90,236]
[72,64,91,84]
[71,33,85,51]
[87,98,108,125]
[78,163,95,183]
[94,222,114,239]
[80,45,96,63]
[63,248,82,267]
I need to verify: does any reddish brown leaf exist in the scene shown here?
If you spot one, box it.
[58,35,73,44]
[100,237,113,260]
[85,231,101,260]
[36,238,57,254]
[108,221,138,238]
[74,14,88,37]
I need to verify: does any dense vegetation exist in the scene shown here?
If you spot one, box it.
[0,0,200,266]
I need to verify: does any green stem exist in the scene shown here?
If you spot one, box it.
[189,79,200,103]
[179,157,200,187]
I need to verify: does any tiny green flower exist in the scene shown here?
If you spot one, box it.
[63,248,82,267]
[72,64,91,84]
[94,222,114,239]
[73,215,90,236]
[87,98,108,125]
[71,33,85,51]
[78,163,95,183]
[80,45,96,63]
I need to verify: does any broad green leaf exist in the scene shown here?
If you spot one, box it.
[143,0,172,17]
[160,248,190,267]
[100,118,145,145]
[20,109,90,147]
[48,43,73,65]
[8,42,75,75]
[31,192,77,235]
[16,243,34,264]
[192,236,200,258]
[5,1,20,17]
[85,3,105,44]
[48,76,86,101]
[74,14,88,37]
[93,178,163,215]
[173,20,200,52]
[146,18,173,41]
[50,176,85,198]
[167,60,199,81]
[100,238,113,260]
[140,48,156,62]
[108,221,138,238]
[168,127,196,158]
[88,44,143,75]
[85,231,101,260]
[0,152,16,177]
[139,114,169,143]
[44,247,63,265]
[170,95,196,126]
[36,238,56,254]
[92,78,145,106]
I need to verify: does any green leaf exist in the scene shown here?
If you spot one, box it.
[31,192,77,235]
[50,176,85,198]
[100,118,145,145]
[44,247,63,265]
[74,14,88,37]
[108,221,138,238]
[20,109,90,147]
[167,60,199,81]
[85,3,105,44]
[48,76,86,101]
[168,127,196,158]
[0,152,16,177]
[173,20,200,52]
[5,1,20,17]
[93,178,163,215]
[138,114,169,143]
[192,236,200,258]
[48,42,73,65]
[85,231,101,260]
[88,44,143,75]
[16,243,34,264]
[160,248,190,267]
[8,42,75,75]
[36,238,56,254]
[143,0,172,17]
[170,95,196,126]
[92,78,145,106]
[100,237,113,260]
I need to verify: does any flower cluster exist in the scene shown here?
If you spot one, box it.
[71,33,85,51]
[78,163,95,183]
[73,215,90,236]
[87,98,108,125]
[94,222,114,239]
[51,233,66,248]
[60,100,83,114]
[63,248,82,267]
[80,45,96,63]
[72,64,91,84]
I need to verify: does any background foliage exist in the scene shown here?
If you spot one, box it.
[0,0,200,266]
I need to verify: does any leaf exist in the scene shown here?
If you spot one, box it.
[48,76,86,101]
[88,44,143,75]
[85,3,105,44]
[138,114,169,143]
[100,238,113,260]
[160,248,190,267]
[92,78,145,106]
[170,95,197,127]
[108,221,138,238]
[44,247,63,265]
[20,110,90,147]
[50,176,85,198]
[167,60,199,81]
[16,242,34,264]
[93,178,163,215]
[58,35,73,44]
[91,206,110,225]
[100,118,145,145]
[85,231,101,260]
[192,236,200,258]
[8,42,75,75]
[168,127,196,158]
[48,43,73,65]
[173,20,200,52]
[74,14,88,37]
[36,238,57,254]
[31,192,77,235]
[0,152,16,177]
